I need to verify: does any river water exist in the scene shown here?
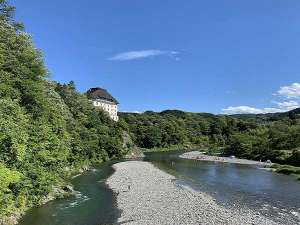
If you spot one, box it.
[19,151,300,225]
[18,161,120,225]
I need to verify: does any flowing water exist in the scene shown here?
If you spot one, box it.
[19,151,300,225]
[144,151,300,224]
[18,161,120,225]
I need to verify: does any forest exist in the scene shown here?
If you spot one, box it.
[120,109,300,166]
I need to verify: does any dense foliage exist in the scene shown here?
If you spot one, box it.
[0,1,127,220]
[120,110,300,166]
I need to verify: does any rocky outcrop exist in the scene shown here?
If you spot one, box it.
[40,184,76,205]
[78,165,90,173]
[122,131,144,159]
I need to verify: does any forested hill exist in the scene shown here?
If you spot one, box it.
[229,108,300,123]
[0,1,129,223]
[120,109,300,166]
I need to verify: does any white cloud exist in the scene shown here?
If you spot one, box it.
[120,110,142,114]
[222,106,282,115]
[108,49,179,61]
[277,83,300,98]
[222,101,299,115]
[275,100,299,110]
[222,82,300,115]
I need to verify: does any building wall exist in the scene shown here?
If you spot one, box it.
[93,99,119,121]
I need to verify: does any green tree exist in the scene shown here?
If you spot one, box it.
[0,99,28,165]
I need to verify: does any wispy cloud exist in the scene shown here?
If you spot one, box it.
[108,49,179,61]
[222,82,300,115]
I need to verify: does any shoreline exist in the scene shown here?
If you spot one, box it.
[106,161,278,225]
[180,151,270,166]
[10,165,91,225]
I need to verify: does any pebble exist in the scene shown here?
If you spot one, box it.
[106,161,279,225]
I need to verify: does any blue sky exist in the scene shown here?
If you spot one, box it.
[11,0,300,114]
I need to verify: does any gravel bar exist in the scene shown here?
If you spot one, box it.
[106,161,278,225]
[180,151,270,166]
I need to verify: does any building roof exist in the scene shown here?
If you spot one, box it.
[86,87,119,104]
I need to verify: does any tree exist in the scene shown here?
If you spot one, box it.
[0,163,21,216]
[0,99,28,165]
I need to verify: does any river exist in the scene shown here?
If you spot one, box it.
[19,151,300,225]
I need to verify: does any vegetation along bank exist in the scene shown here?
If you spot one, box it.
[0,1,132,224]
[120,109,300,167]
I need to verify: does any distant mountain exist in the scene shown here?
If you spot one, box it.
[229,108,300,123]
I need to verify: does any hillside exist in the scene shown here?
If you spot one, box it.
[120,109,300,166]
[229,108,300,123]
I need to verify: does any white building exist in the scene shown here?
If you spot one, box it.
[87,87,119,121]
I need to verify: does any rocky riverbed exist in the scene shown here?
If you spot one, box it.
[180,151,270,166]
[106,161,278,225]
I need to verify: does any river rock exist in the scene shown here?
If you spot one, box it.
[63,185,74,193]
[107,161,279,225]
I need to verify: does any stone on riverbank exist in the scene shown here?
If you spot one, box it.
[106,161,278,225]
[180,151,270,166]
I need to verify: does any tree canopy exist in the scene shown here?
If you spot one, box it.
[0,1,127,220]
[120,110,300,166]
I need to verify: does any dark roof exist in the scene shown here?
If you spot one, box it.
[86,87,119,104]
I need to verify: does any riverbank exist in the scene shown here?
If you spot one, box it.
[270,164,300,180]
[3,164,92,225]
[180,151,270,166]
[106,161,278,225]
[1,185,75,225]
